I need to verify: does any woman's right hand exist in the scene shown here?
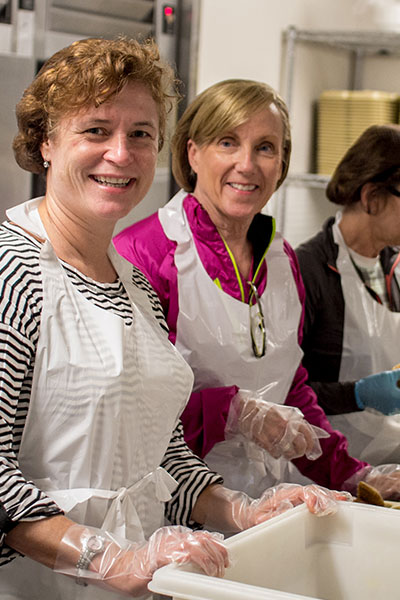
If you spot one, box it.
[55,524,229,597]
[129,525,229,580]
[226,390,329,460]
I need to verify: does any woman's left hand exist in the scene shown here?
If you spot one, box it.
[192,483,352,534]
[229,483,352,530]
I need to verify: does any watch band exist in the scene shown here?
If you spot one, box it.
[76,534,106,586]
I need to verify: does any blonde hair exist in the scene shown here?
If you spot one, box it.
[171,79,291,192]
[13,36,179,174]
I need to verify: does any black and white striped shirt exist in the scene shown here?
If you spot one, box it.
[0,221,222,565]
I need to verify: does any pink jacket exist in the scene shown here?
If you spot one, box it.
[114,194,366,489]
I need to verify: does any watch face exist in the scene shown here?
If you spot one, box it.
[87,535,104,552]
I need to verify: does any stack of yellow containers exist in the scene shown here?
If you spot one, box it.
[317,90,399,175]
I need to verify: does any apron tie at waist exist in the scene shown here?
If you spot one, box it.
[101,467,178,538]
[34,467,178,540]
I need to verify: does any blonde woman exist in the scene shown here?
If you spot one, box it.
[115,79,376,499]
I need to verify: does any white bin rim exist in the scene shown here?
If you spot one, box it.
[149,504,314,599]
[149,502,400,600]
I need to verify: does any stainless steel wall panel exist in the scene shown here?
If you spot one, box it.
[47,7,153,39]
[51,0,154,22]
[0,53,35,218]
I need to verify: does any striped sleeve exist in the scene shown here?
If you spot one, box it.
[0,225,64,565]
[161,421,223,528]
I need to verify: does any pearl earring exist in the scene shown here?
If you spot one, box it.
[43,160,50,169]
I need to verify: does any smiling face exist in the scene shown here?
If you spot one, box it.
[187,105,284,229]
[40,81,159,225]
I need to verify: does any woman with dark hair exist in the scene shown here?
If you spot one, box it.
[296,124,400,465]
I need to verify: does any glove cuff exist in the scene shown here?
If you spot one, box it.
[354,380,366,410]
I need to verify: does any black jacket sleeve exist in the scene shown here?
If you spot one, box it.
[295,220,360,415]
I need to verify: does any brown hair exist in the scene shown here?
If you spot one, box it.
[171,79,291,192]
[13,36,179,174]
[327,124,400,206]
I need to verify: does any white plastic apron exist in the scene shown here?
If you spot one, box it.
[158,191,311,497]
[1,198,194,600]
[328,212,400,464]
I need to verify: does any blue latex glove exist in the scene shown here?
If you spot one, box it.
[355,370,400,415]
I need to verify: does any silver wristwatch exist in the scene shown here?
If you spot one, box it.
[76,534,106,586]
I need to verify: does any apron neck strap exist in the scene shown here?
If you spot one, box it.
[9,221,45,244]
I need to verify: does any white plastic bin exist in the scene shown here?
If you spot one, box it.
[149,502,400,600]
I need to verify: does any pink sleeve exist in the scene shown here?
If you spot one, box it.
[180,386,239,459]
[284,241,367,488]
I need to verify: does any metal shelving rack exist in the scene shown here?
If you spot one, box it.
[277,26,400,230]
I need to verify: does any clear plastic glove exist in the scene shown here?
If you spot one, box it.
[355,369,400,415]
[217,483,352,531]
[343,463,400,501]
[55,524,229,597]
[226,390,329,461]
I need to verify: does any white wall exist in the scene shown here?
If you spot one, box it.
[195,0,400,247]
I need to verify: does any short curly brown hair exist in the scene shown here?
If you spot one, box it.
[327,124,400,206]
[13,36,179,174]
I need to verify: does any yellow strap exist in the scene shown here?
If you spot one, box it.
[219,218,276,303]
[220,235,245,302]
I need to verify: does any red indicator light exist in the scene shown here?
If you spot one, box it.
[164,6,173,16]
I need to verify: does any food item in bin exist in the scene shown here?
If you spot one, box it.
[354,481,400,509]
[392,363,400,370]
[384,500,400,509]
[355,481,385,506]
